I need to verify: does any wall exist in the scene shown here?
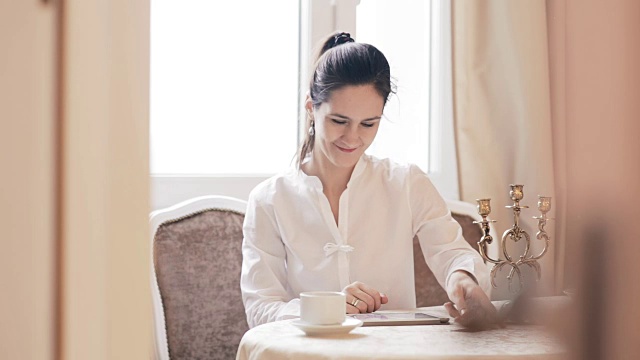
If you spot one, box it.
[1,1,152,358]
[0,2,56,358]
[548,0,640,358]
[61,0,152,358]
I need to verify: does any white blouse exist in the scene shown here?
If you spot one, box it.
[240,155,490,328]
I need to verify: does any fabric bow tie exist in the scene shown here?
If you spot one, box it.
[323,242,354,257]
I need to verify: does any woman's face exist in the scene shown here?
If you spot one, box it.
[309,84,384,171]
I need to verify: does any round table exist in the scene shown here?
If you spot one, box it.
[236,301,567,360]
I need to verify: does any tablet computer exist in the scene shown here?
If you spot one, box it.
[348,312,450,326]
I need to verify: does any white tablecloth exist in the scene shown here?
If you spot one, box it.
[236,300,567,360]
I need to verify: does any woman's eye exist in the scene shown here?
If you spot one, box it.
[361,123,374,128]
[331,119,347,125]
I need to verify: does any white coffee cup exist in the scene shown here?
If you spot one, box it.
[299,291,346,325]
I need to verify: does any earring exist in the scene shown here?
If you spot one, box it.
[308,121,315,137]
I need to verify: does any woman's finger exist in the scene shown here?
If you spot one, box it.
[347,293,370,313]
[452,294,503,330]
[343,286,366,313]
[444,301,460,318]
[356,283,382,312]
[348,290,374,313]
[346,302,360,314]
[380,293,389,305]
[342,281,386,313]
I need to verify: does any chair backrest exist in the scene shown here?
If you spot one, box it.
[150,195,248,360]
[413,199,497,307]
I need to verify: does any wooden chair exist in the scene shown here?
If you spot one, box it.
[150,196,248,360]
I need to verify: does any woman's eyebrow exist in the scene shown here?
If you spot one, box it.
[328,113,382,121]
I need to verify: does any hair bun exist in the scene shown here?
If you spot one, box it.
[332,32,355,48]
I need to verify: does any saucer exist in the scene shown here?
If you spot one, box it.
[291,317,363,336]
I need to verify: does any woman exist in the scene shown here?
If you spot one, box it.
[241,32,500,329]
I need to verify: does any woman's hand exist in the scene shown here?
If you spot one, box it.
[342,281,389,314]
[444,270,503,330]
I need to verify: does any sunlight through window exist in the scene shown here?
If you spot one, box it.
[150,1,299,174]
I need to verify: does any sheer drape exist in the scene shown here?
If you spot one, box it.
[451,0,558,297]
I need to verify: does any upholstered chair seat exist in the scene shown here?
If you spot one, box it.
[151,196,248,360]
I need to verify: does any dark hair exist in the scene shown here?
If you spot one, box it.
[296,32,395,168]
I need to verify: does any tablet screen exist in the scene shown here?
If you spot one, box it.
[349,312,449,326]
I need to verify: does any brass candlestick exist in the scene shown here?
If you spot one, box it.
[474,185,552,293]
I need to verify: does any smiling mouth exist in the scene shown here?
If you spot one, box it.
[336,145,358,153]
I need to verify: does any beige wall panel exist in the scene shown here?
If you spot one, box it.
[545,0,567,294]
[62,0,151,358]
[565,0,640,357]
[0,2,56,359]
[548,0,640,358]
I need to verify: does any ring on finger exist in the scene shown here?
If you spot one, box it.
[350,298,361,307]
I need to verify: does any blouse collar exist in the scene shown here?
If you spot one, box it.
[296,154,369,190]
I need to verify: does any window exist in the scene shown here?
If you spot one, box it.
[355,0,431,172]
[150,0,457,210]
[150,0,299,175]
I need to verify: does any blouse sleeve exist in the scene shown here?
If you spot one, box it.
[408,165,492,297]
[240,187,300,328]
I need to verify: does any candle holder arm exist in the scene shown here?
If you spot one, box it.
[530,215,553,260]
[474,219,501,264]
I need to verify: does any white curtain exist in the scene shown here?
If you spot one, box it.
[451,0,558,298]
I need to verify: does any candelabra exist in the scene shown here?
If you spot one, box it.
[474,184,552,293]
